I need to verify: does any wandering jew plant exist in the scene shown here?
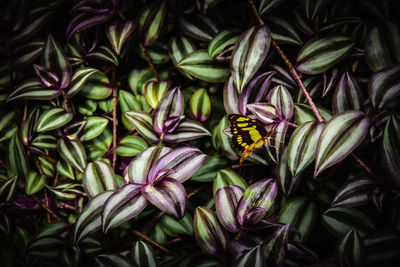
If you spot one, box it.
[0,0,399,266]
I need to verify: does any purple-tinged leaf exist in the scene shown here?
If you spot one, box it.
[276,147,302,195]
[322,207,376,238]
[7,133,29,178]
[102,184,148,233]
[214,117,240,160]
[381,115,400,187]
[163,119,211,143]
[144,80,171,109]
[43,35,72,89]
[231,25,271,93]
[237,179,278,226]
[337,229,365,267]
[315,111,370,177]
[332,178,378,208]
[137,0,167,46]
[294,103,332,125]
[57,138,87,173]
[124,146,171,184]
[287,122,325,177]
[74,191,113,244]
[67,12,115,40]
[194,207,228,258]
[261,224,290,265]
[87,45,119,66]
[12,40,44,69]
[179,13,220,42]
[190,88,211,122]
[33,64,59,88]
[215,186,243,233]
[148,147,207,184]
[132,241,158,267]
[247,103,281,124]
[83,160,117,198]
[153,87,184,134]
[237,245,265,267]
[239,71,275,115]
[278,196,317,242]
[8,80,60,101]
[36,107,73,132]
[66,67,99,98]
[322,68,339,97]
[369,64,400,111]
[267,119,288,162]
[142,178,187,219]
[333,72,363,114]
[124,111,159,143]
[267,85,294,120]
[208,29,240,61]
[106,19,136,55]
[213,168,247,196]
[94,254,131,267]
[223,76,240,114]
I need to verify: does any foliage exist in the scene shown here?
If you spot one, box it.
[0,0,399,266]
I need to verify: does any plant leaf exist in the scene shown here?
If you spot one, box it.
[83,160,117,198]
[57,138,87,173]
[137,0,167,46]
[36,108,73,132]
[381,115,400,187]
[215,185,243,233]
[106,19,136,55]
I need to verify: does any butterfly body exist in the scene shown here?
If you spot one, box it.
[228,114,274,163]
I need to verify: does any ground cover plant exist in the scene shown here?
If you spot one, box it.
[0,0,400,266]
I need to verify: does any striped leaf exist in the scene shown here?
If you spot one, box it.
[94,254,131,267]
[258,0,285,15]
[213,169,248,196]
[102,184,148,233]
[124,146,171,184]
[79,71,112,100]
[137,0,167,46]
[36,108,73,132]
[7,133,29,178]
[287,122,325,177]
[194,207,228,257]
[191,155,229,183]
[265,16,303,46]
[231,25,271,93]
[168,35,196,80]
[261,224,290,265]
[332,178,378,208]
[57,138,87,173]
[8,80,60,101]
[322,207,376,238]
[333,72,363,114]
[78,99,97,116]
[365,22,400,72]
[315,111,370,176]
[66,67,99,98]
[38,156,55,177]
[177,50,229,83]
[237,179,278,226]
[33,64,59,88]
[267,85,294,120]
[0,176,17,203]
[337,229,365,267]
[74,191,113,244]
[237,245,265,267]
[276,147,302,195]
[43,35,71,89]
[160,213,193,237]
[294,103,332,124]
[80,117,109,142]
[25,171,47,196]
[190,88,211,122]
[208,30,240,60]
[148,146,207,184]
[368,64,400,111]
[87,45,119,66]
[162,119,211,143]
[179,13,220,42]
[214,116,240,160]
[278,196,317,242]
[215,185,244,233]
[382,115,400,187]
[124,111,160,143]
[56,159,75,180]
[223,76,240,114]
[153,87,184,134]
[12,40,44,69]
[247,102,281,124]
[296,36,355,74]
[142,178,187,219]
[30,134,57,151]
[83,160,116,198]
[132,241,157,267]
[144,80,171,109]
[106,19,136,55]
[116,135,149,157]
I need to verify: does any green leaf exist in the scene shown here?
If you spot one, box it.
[116,135,149,157]
[213,168,247,196]
[208,29,240,60]
[191,155,229,182]
[57,138,87,173]
[66,67,99,98]
[190,88,211,122]
[294,103,332,124]
[177,49,229,83]
[25,171,47,195]
[315,111,370,176]
[137,0,167,46]
[381,115,400,187]
[179,13,220,42]
[7,133,29,178]
[333,72,363,114]
[0,176,17,203]
[80,117,109,142]
[132,241,157,267]
[8,80,60,101]
[296,35,355,74]
[144,80,171,109]
[160,213,193,237]
[79,71,112,100]
[36,108,73,132]
[83,160,117,198]
[106,20,136,55]
[231,25,271,93]
[337,229,365,267]
[265,16,303,46]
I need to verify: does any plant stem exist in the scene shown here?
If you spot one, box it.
[61,90,71,113]
[44,189,51,222]
[138,42,161,81]
[32,195,60,221]
[112,67,118,170]
[287,121,298,128]
[351,154,372,174]
[132,230,170,253]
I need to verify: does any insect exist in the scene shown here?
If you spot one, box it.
[227,114,276,163]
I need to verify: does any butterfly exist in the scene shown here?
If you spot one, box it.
[227,114,276,163]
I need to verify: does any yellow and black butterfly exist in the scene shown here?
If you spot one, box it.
[228,114,275,163]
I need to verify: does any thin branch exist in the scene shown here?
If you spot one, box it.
[138,42,161,81]
[44,189,51,222]
[132,230,170,253]
[248,0,264,26]
[287,121,298,128]
[112,67,118,170]
[187,184,208,198]
[351,154,372,174]
[58,202,76,210]
[32,195,60,221]
[164,237,184,246]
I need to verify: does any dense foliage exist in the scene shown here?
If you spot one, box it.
[1,0,400,266]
